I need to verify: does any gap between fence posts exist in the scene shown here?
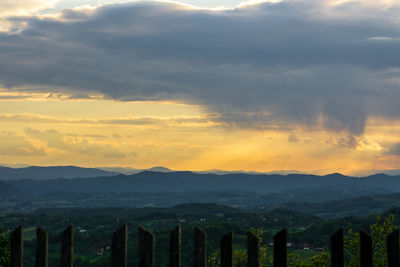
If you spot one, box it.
[111,224,127,267]
[194,226,207,267]
[60,225,74,267]
[139,226,155,267]
[36,227,48,267]
[11,225,23,267]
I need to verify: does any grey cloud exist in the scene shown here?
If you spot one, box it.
[288,134,299,143]
[67,93,96,99]
[1,1,400,133]
[0,95,31,100]
[0,113,213,126]
[336,135,360,149]
[388,143,400,156]
[325,135,360,149]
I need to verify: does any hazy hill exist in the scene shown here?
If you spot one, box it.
[0,180,16,195]
[98,166,173,175]
[35,202,240,218]
[269,192,400,218]
[33,202,321,228]
[5,171,400,197]
[0,166,119,180]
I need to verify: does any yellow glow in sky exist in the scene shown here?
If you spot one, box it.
[0,92,399,176]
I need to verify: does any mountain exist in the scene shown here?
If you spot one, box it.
[352,169,400,177]
[0,166,119,180]
[4,171,400,197]
[147,166,173,172]
[97,166,140,175]
[195,169,305,175]
[269,191,400,218]
[98,166,173,175]
[0,180,16,195]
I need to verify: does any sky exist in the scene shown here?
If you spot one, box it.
[1,0,400,175]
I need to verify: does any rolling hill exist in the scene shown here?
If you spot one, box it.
[0,166,118,180]
[4,171,400,196]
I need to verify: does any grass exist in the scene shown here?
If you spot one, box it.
[23,227,36,241]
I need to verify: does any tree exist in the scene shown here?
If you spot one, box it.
[206,228,273,267]
[208,214,398,266]
[0,227,10,267]
[344,214,397,267]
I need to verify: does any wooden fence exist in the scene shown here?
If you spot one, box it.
[7,225,400,267]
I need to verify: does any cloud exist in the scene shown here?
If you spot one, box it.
[1,1,400,134]
[335,135,360,149]
[387,143,400,156]
[0,0,58,31]
[24,127,126,157]
[325,134,383,151]
[0,113,215,128]
[287,134,299,143]
[0,0,56,17]
[0,131,46,156]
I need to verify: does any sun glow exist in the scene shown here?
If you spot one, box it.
[0,94,399,176]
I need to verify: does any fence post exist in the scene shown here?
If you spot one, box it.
[247,231,259,267]
[169,225,181,267]
[274,229,287,267]
[360,230,372,267]
[221,231,233,267]
[11,226,23,267]
[36,227,48,267]
[330,229,343,267]
[387,229,400,267]
[111,224,127,267]
[194,226,207,267]
[60,225,73,267]
[139,226,155,267]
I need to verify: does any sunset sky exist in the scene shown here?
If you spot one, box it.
[1,0,400,176]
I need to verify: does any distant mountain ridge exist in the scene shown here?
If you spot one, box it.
[3,165,400,203]
[4,164,400,179]
[0,166,118,180]
[4,170,400,197]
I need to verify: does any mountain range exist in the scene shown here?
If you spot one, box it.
[0,165,118,180]
[2,165,400,217]
[0,168,399,197]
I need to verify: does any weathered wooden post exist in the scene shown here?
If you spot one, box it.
[220,231,233,267]
[273,229,287,267]
[36,227,48,267]
[169,225,181,267]
[387,229,400,267]
[111,224,127,267]
[139,226,155,267]
[194,226,207,267]
[60,225,73,267]
[330,229,344,267]
[247,231,259,267]
[11,226,23,267]
[360,230,372,267]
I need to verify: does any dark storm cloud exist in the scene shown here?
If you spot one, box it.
[1,1,400,134]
